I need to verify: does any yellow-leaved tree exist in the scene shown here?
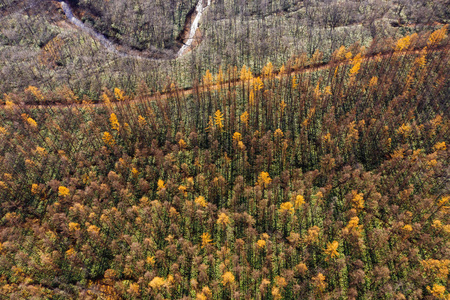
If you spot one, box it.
[257,171,272,187]
[395,35,412,51]
[114,88,126,101]
[110,113,120,131]
[214,110,224,131]
[25,86,44,102]
[324,241,339,261]
[240,111,249,127]
[253,76,264,91]
[262,61,273,77]
[203,70,213,86]
[427,25,448,47]
[240,65,253,81]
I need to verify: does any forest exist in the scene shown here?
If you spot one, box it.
[0,0,449,299]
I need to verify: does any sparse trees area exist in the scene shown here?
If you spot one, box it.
[75,0,198,52]
[0,0,448,97]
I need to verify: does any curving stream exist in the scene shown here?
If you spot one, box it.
[58,0,211,60]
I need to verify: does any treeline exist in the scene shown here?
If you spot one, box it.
[0,35,449,298]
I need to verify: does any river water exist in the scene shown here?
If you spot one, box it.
[59,0,211,60]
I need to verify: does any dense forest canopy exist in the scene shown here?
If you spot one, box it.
[0,0,449,299]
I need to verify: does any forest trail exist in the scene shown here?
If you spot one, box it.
[12,45,448,109]
[58,0,212,60]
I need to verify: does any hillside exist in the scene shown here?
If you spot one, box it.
[0,1,449,299]
[0,0,448,95]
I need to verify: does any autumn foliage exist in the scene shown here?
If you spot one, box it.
[0,33,449,299]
